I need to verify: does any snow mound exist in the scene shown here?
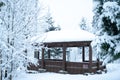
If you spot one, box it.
[14,63,120,80]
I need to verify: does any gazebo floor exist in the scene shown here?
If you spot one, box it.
[27,59,106,74]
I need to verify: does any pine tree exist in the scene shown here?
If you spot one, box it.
[93,0,120,63]
[79,17,90,31]
[43,12,62,59]
[92,0,104,34]
[45,12,60,32]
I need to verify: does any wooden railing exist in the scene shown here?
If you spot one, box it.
[27,59,105,74]
[44,59,63,72]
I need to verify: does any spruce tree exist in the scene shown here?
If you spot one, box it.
[79,17,88,31]
[93,0,120,62]
[45,12,60,32]
[44,13,62,59]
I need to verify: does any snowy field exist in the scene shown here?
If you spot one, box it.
[14,63,120,80]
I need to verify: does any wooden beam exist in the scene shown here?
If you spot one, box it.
[62,46,66,71]
[44,41,91,47]
[89,45,92,73]
[41,48,45,69]
[82,47,85,62]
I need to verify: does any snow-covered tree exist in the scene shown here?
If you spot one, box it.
[92,0,104,34]
[0,0,45,80]
[93,0,120,63]
[79,17,89,31]
[45,11,61,32]
[43,12,62,59]
[0,1,5,80]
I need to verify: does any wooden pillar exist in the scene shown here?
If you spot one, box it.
[62,46,66,71]
[41,48,45,69]
[48,49,50,59]
[82,46,85,62]
[89,45,92,72]
[97,58,100,70]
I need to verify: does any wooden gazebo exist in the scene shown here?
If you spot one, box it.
[28,30,106,74]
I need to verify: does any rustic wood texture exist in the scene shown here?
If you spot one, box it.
[62,46,66,71]
[43,41,91,47]
[82,47,85,62]
[27,59,105,74]
[89,45,92,73]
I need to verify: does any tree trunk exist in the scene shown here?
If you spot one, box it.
[0,70,2,80]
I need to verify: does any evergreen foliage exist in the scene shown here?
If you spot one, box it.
[0,1,5,11]
[102,16,118,35]
[44,13,62,59]
[45,13,60,32]
[44,48,63,59]
[79,17,88,31]
[0,2,4,7]
[93,0,120,62]
[113,52,120,61]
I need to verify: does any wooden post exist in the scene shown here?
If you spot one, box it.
[89,45,92,73]
[82,46,85,62]
[97,58,100,70]
[63,46,66,71]
[48,49,50,59]
[41,48,45,69]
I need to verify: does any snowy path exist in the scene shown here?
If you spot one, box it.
[14,64,120,80]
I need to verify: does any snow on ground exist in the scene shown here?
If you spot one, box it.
[14,63,120,80]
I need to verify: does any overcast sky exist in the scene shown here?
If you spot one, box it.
[41,0,93,30]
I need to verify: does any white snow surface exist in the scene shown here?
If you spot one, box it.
[14,63,120,80]
[31,29,95,43]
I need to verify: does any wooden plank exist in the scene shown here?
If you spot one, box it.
[28,59,106,74]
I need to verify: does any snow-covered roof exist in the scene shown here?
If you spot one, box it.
[31,29,95,43]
